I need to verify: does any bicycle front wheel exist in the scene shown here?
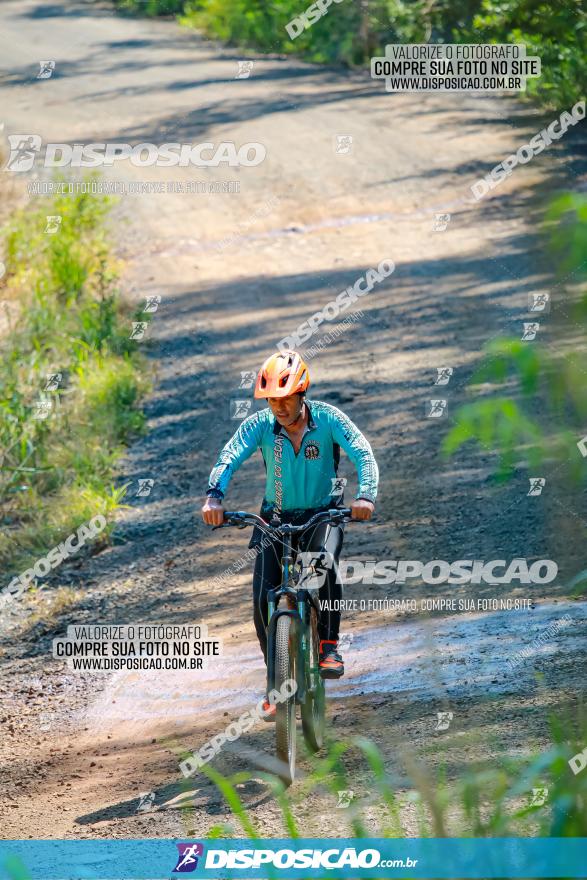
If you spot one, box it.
[274,614,297,786]
[300,604,325,752]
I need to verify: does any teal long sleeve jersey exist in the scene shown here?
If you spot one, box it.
[206,399,379,515]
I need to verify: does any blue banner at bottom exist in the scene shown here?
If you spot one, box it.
[1,838,586,879]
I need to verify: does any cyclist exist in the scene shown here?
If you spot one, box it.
[201,351,378,716]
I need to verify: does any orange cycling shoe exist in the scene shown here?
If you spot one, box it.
[261,697,277,722]
[319,640,344,679]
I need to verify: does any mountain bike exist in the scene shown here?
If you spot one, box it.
[219,507,357,785]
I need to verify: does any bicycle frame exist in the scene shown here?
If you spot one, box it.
[217,507,353,705]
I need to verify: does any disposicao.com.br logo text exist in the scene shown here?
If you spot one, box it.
[201,846,416,870]
[4,135,266,172]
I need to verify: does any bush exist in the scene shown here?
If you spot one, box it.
[0,178,149,577]
[113,0,186,15]
[178,0,587,108]
[464,0,587,107]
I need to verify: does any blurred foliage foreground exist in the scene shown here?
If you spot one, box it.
[443,194,587,490]
[162,707,587,841]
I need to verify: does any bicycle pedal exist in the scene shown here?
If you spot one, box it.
[319,666,344,680]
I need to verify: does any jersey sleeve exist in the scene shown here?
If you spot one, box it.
[328,405,379,503]
[206,412,266,500]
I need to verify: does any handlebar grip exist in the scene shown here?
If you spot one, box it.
[223,511,246,526]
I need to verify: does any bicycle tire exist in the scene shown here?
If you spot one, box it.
[300,604,325,752]
[275,614,296,785]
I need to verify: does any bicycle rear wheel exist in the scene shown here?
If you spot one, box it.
[300,605,325,752]
[274,614,296,785]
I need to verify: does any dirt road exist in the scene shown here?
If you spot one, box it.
[1,0,586,839]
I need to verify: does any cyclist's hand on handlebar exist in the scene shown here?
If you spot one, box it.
[350,499,374,521]
[201,496,225,526]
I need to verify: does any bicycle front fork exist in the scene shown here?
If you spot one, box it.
[266,587,311,704]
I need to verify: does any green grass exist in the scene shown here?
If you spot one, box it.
[0,176,149,581]
[174,707,587,840]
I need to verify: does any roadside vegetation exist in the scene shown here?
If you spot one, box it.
[163,704,587,839]
[0,176,149,583]
[6,711,583,877]
[112,0,586,109]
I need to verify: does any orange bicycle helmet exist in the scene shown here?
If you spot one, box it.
[254,350,310,399]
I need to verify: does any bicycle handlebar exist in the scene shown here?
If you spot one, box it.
[217,507,356,536]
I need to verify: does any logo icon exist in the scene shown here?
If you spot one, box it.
[529,293,550,313]
[37,61,56,79]
[173,843,204,873]
[330,476,347,497]
[32,397,53,420]
[529,787,548,806]
[130,321,149,340]
[336,790,354,808]
[298,551,334,589]
[230,399,252,419]
[433,367,453,386]
[143,295,161,313]
[522,322,540,341]
[137,791,156,812]
[527,477,546,497]
[5,134,42,172]
[427,399,447,418]
[432,213,451,232]
[136,479,155,497]
[236,60,254,79]
[45,372,62,391]
[44,215,62,234]
[577,435,587,458]
[239,371,256,389]
[38,711,52,732]
[334,135,353,155]
[338,632,354,651]
[435,711,453,731]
